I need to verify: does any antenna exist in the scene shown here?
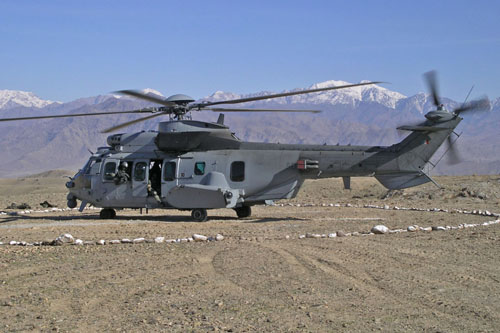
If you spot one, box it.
[462,85,474,106]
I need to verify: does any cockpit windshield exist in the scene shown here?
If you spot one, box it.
[81,157,102,175]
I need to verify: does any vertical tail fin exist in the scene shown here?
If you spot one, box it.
[394,117,462,172]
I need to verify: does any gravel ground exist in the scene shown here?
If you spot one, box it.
[1,175,499,332]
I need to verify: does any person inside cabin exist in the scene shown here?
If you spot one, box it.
[148,161,162,202]
[114,161,130,185]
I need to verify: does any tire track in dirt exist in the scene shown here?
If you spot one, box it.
[281,240,468,327]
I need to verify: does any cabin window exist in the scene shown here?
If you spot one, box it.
[194,162,205,175]
[163,162,176,181]
[230,161,245,182]
[103,162,117,181]
[134,162,147,181]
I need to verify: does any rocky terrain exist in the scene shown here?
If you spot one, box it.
[0,174,499,331]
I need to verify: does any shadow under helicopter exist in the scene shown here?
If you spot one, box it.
[0,213,304,226]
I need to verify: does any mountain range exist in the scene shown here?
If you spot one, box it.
[0,82,498,178]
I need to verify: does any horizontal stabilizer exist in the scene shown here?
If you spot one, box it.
[375,172,438,190]
[397,125,449,132]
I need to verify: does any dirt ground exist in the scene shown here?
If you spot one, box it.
[1,173,500,332]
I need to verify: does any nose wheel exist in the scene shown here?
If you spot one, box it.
[191,208,208,222]
[235,206,251,218]
[100,208,116,219]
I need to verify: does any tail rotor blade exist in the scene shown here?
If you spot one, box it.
[424,70,441,107]
[453,96,490,115]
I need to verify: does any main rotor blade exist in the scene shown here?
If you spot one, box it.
[115,90,176,107]
[453,96,490,115]
[202,107,321,113]
[101,112,166,133]
[423,71,440,106]
[0,109,153,122]
[194,81,383,108]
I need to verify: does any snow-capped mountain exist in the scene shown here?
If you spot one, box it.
[0,90,59,109]
[0,81,498,177]
[204,81,407,109]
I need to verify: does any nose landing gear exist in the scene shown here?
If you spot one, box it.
[234,206,251,218]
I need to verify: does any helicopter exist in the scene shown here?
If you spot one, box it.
[0,72,490,221]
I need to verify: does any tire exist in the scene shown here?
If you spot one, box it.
[235,206,251,218]
[191,208,208,222]
[100,208,116,219]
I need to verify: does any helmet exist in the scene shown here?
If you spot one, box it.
[119,161,128,169]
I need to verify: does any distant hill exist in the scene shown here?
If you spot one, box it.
[0,83,498,177]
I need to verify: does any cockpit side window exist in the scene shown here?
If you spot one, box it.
[103,162,117,181]
[90,161,101,175]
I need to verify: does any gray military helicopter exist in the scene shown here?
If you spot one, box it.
[0,72,490,221]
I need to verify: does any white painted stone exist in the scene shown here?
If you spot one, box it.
[121,239,132,244]
[285,235,290,240]
[56,233,74,244]
[421,227,432,232]
[74,239,84,245]
[328,233,337,238]
[166,239,176,243]
[215,234,224,241]
[434,226,446,231]
[97,240,105,245]
[154,237,165,243]
[9,240,18,245]
[133,238,145,244]
[109,239,121,244]
[407,226,418,232]
[187,237,194,242]
[299,235,306,239]
[371,225,389,234]
[193,234,208,242]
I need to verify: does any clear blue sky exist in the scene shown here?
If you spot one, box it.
[1,0,499,102]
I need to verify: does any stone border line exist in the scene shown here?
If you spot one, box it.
[2,233,224,247]
[1,202,499,246]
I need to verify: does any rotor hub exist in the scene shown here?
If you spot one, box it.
[165,94,195,105]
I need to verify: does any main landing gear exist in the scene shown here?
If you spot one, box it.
[191,208,208,222]
[100,208,116,219]
[234,206,251,218]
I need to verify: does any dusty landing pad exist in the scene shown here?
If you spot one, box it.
[1,175,500,331]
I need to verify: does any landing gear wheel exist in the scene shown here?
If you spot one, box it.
[191,208,208,222]
[235,206,251,218]
[100,208,116,219]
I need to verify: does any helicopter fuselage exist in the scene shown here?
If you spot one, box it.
[66,117,461,216]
